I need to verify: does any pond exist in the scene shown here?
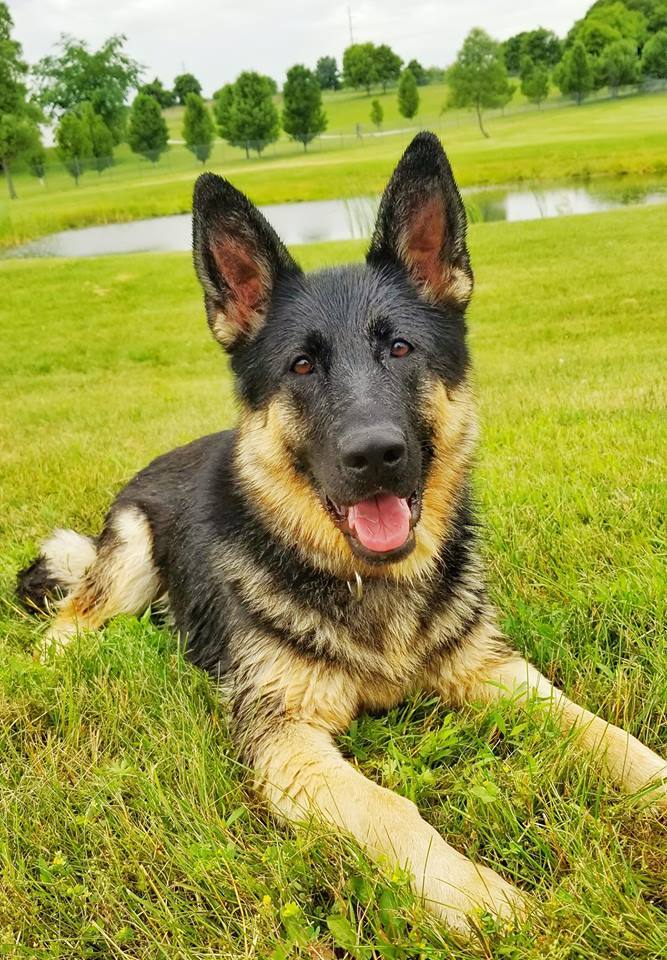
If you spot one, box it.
[6,176,667,259]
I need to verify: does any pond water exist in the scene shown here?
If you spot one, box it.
[7,177,667,259]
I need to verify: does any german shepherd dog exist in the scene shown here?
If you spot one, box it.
[17,133,667,933]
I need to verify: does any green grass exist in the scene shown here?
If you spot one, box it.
[2,92,666,251]
[1,205,666,957]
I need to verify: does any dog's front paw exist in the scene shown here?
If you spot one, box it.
[465,863,529,927]
[424,859,528,933]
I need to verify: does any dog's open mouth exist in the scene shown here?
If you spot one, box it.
[324,490,421,564]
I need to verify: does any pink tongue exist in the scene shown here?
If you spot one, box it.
[347,493,411,553]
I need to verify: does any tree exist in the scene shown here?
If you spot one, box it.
[35,34,142,144]
[78,101,114,172]
[0,114,42,198]
[448,28,514,137]
[282,64,327,151]
[554,41,594,103]
[370,98,383,129]
[0,1,29,115]
[316,56,340,90]
[55,111,92,185]
[641,29,667,77]
[406,58,428,85]
[128,93,169,163]
[647,1,667,33]
[173,72,202,104]
[523,28,562,68]
[503,32,528,73]
[139,77,175,107]
[397,68,419,119]
[343,42,378,94]
[520,57,550,108]
[567,2,648,57]
[598,38,639,93]
[504,28,561,73]
[373,44,403,92]
[213,72,279,157]
[0,3,44,198]
[182,92,214,163]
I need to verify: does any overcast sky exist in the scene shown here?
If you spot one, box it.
[10,1,591,96]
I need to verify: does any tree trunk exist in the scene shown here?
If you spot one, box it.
[475,101,489,138]
[244,143,249,159]
[4,160,17,199]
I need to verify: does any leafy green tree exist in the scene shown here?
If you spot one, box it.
[520,57,550,108]
[128,93,169,163]
[282,64,327,151]
[503,32,528,73]
[55,111,93,184]
[0,1,29,115]
[567,2,647,56]
[524,28,562,67]
[139,77,175,107]
[641,28,667,76]
[504,27,562,74]
[182,92,214,163]
[0,3,44,198]
[35,34,142,144]
[213,72,279,157]
[77,101,114,172]
[598,38,640,93]
[343,43,378,94]
[173,72,202,104]
[315,56,340,90]
[646,1,667,32]
[406,59,428,85]
[397,68,419,119]
[0,114,42,198]
[554,40,595,103]
[373,44,403,92]
[448,28,514,137]
[370,98,383,129]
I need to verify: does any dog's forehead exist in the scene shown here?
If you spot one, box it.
[280,264,407,334]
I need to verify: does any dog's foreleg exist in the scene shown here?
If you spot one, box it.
[462,646,667,810]
[253,721,526,932]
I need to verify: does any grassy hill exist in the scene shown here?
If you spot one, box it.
[163,81,571,140]
[2,92,666,250]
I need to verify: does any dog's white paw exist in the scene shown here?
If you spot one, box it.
[425,860,528,933]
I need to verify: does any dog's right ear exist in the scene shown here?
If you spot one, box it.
[192,173,302,350]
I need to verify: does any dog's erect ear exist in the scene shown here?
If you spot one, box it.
[192,173,302,349]
[366,132,472,308]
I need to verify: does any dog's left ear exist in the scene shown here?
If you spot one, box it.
[192,173,302,350]
[367,132,472,308]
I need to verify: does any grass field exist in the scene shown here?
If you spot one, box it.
[1,92,666,251]
[1,204,666,958]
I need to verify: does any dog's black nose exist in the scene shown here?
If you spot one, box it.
[339,425,407,483]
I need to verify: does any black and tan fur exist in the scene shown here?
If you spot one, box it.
[17,133,667,934]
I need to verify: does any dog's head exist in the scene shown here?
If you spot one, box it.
[192,132,476,581]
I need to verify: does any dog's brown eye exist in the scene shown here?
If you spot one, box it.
[390,339,412,358]
[291,355,314,375]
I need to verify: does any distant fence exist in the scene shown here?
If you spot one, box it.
[2,78,666,201]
